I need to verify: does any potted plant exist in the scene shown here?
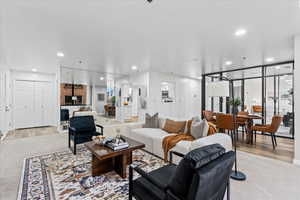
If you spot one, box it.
[229,98,241,115]
[111,96,116,106]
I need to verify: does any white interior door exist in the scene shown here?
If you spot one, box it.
[39,81,54,126]
[14,80,35,128]
[14,80,54,129]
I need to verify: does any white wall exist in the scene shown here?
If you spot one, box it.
[148,72,201,120]
[0,70,11,136]
[0,70,5,135]
[0,7,61,133]
[294,35,300,165]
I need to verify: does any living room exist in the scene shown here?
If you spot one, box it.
[1,0,300,199]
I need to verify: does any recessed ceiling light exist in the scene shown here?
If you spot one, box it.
[265,57,275,63]
[234,28,247,36]
[100,77,104,80]
[57,51,64,57]
[32,68,37,72]
[131,65,137,70]
[225,61,232,66]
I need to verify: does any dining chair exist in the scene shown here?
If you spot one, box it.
[203,110,216,124]
[251,115,282,149]
[237,111,249,141]
[104,105,109,116]
[252,105,263,114]
[216,114,238,142]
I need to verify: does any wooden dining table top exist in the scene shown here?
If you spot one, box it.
[236,114,263,120]
[212,112,263,120]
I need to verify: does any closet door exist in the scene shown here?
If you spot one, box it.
[41,81,54,126]
[14,80,35,128]
[35,81,54,126]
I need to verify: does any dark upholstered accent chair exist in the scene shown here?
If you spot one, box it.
[129,144,235,200]
[68,116,103,154]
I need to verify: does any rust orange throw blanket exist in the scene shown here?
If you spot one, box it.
[162,122,217,162]
[162,134,194,162]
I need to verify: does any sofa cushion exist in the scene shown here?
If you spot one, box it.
[163,119,186,133]
[144,113,159,128]
[152,132,177,158]
[131,128,169,153]
[190,133,232,152]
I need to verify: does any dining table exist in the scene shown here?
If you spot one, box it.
[213,112,263,145]
[236,114,263,144]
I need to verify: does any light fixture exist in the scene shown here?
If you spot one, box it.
[57,51,64,57]
[32,68,37,72]
[100,77,104,80]
[234,28,247,36]
[131,65,137,70]
[72,96,78,101]
[225,61,232,66]
[265,57,275,63]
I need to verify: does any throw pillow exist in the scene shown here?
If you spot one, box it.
[207,122,217,136]
[184,119,193,134]
[163,119,187,133]
[191,118,209,139]
[201,119,209,137]
[158,117,166,129]
[144,113,159,128]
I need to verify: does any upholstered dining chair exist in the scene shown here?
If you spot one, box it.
[252,105,263,114]
[251,115,282,149]
[216,114,238,142]
[237,111,249,141]
[203,110,216,124]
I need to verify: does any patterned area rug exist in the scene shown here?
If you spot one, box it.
[18,146,166,200]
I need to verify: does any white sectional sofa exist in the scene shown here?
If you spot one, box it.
[125,121,232,161]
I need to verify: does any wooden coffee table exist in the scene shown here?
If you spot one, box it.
[84,136,145,178]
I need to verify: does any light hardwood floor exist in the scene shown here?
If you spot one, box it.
[236,132,294,163]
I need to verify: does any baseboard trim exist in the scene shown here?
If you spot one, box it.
[293,159,300,166]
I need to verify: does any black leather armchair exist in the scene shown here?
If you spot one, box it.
[68,116,103,154]
[129,144,235,200]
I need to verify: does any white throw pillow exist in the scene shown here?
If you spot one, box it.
[201,119,209,137]
[191,118,209,139]
[158,117,166,129]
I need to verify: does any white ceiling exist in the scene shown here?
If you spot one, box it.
[1,0,300,77]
